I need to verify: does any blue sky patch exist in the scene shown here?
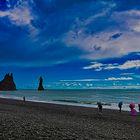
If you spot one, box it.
[0,0,140,89]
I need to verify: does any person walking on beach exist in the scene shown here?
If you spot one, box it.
[118,102,123,112]
[23,96,26,102]
[97,102,102,114]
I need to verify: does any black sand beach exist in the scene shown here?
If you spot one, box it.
[0,98,139,140]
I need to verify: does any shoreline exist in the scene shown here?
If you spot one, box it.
[0,97,139,139]
[0,89,139,112]
[0,96,137,112]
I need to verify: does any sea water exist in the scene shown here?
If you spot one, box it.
[0,89,139,111]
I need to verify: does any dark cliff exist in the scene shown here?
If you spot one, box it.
[38,76,44,91]
[0,73,16,91]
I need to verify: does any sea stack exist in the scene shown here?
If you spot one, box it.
[0,73,16,91]
[38,76,44,91]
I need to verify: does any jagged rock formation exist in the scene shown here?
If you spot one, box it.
[0,73,16,91]
[38,76,44,91]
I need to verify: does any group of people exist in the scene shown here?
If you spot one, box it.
[97,101,140,116]
[118,102,140,116]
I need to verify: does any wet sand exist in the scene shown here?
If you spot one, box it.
[0,98,139,140]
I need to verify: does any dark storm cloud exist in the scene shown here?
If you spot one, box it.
[110,33,123,40]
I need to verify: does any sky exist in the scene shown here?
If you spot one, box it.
[0,0,140,89]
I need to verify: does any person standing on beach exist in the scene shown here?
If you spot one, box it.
[23,96,26,102]
[129,103,137,116]
[138,104,140,112]
[118,102,123,112]
[97,102,102,113]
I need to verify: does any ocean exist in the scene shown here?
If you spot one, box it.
[0,89,139,111]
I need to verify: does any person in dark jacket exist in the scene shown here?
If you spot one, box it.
[138,104,140,112]
[118,102,123,112]
[23,96,26,102]
[97,102,103,113]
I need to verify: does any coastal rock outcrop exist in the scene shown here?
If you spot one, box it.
[0,73,16,91]
[38,76,44,91]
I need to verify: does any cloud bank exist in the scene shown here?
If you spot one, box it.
[0,0,140,67]
[83,60,140,71]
